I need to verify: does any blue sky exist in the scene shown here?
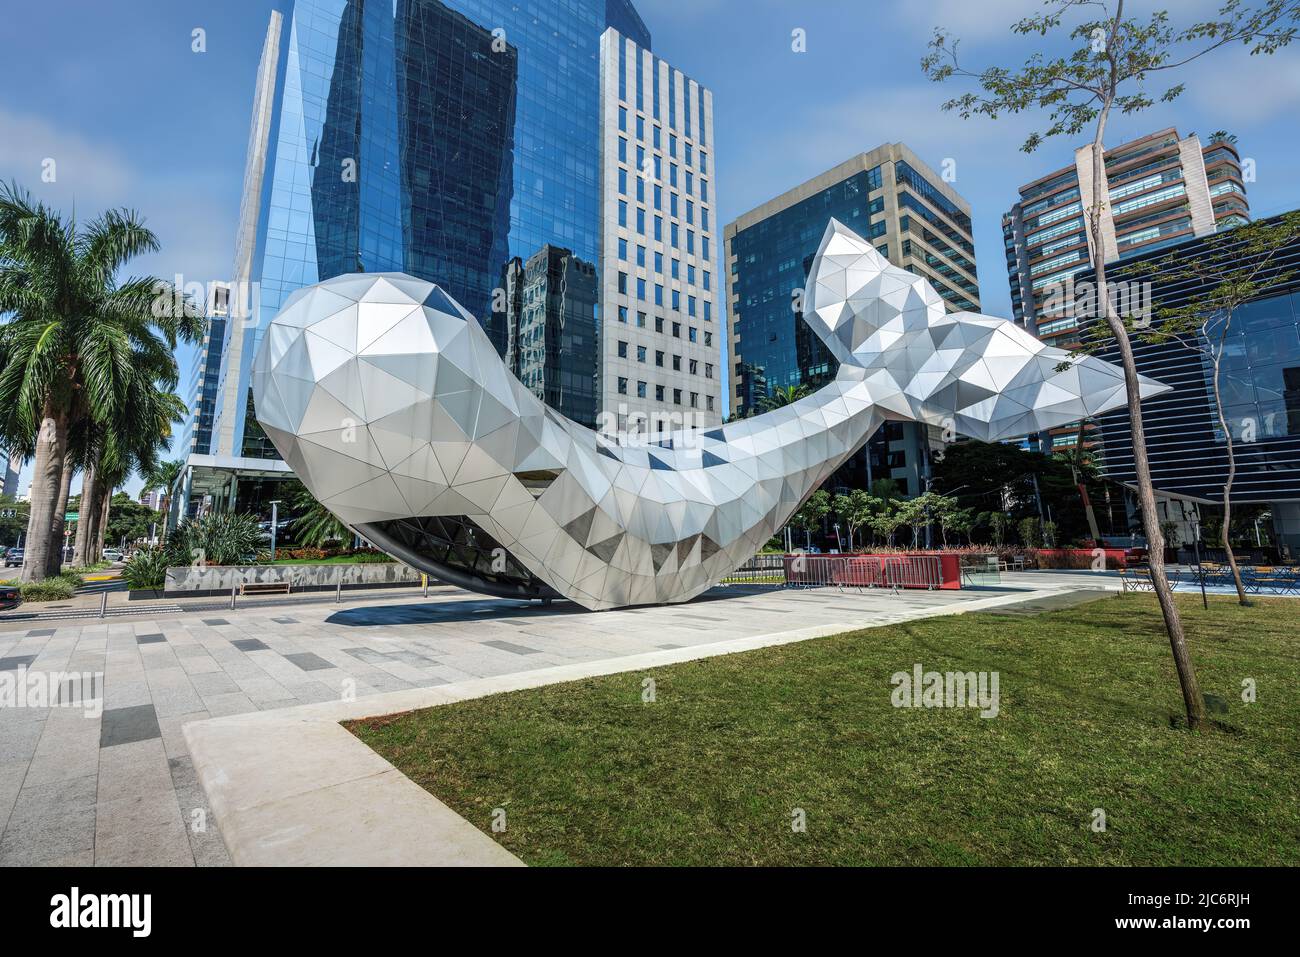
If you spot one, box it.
[2,0,1299,494]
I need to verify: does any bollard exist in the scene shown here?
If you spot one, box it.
[336,580,342,603]
[422,573,428,598]
[99,591,107,619]
[230,585,237,610]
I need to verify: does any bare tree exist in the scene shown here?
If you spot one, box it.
[922,0,1299,728]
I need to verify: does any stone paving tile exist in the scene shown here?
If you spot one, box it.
[230,638,269,652]
[0,772,97,866]
[0,655,36,671]
[482,639,541,656]
[100,704,161,748]
[168,756,230,867]
[283,652,334,672]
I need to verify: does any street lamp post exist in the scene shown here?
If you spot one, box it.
[1191,518,1208,610]
[268,500,283,563]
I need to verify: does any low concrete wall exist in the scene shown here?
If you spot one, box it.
[162,562,423,597]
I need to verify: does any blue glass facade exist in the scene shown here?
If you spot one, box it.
[1092,218,1300,509]
[224,0,650,458]
[728,169,880,410]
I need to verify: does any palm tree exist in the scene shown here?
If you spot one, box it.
[757,383,810,412]
[1054,443,1103,545]
[144,458,185,531]
[285,479,351,548]
[0,183,203,580]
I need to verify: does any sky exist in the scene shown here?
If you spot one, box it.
[2,0,1299,495]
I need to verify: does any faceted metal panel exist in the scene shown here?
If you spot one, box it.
[254,219,1168,610]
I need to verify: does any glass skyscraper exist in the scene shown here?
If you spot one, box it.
[208,0,651,468]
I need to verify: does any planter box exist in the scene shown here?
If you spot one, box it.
[163,562,423,598]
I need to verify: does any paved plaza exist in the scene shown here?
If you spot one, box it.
[0,571,1118,866]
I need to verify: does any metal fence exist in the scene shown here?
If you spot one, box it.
[720,553,787,585]
[783,554,944,591]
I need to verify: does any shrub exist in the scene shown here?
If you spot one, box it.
[122,546,170,590]
[167,512,263,566]
[53,570,83,588]
[21,578,75,602]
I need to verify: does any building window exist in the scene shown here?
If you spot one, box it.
[703,270,710,291]
[689,358,698,374]
[637,345,647,363]
[619,107,627,131]
[618,272,627,294]
[655,316,664,333]
[672,289,680,310]
[671,259,680,280]
[705,363,713,379]
[704,331,712,346]
[637,277,646,300]
[655,350,664,367]
[689,326,697,342]
[618,238,627,261]
[688,296,697,317]
[618,201,627,227]
[637,380,647,398]
[618,167,627,196]
[672,322,681,338]
[656,384,665,401]
[703,302,712,322]
[706,395,714,412]
[636,208,646,233]
[655,284,664,306]
[619,137,627,162]
[700,150,708,173]
[618,377,628,395]
[672,354,681,371]
[617,340,628,358]
[618,306,628,323]
[690,392,698,408]
[637,311,647,328]
[654,251,663,273]
[637,244,646,267]
[673,388,682,405]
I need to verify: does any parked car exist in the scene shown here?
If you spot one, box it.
[0,583,21,610]
[102,548,124,562]
[3,547,23,568]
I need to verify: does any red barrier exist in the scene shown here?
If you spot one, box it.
[781,553,962,589]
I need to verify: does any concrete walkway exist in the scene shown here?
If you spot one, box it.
[0,571,1119,866]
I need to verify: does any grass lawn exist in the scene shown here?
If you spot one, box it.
[348,594,1300,866]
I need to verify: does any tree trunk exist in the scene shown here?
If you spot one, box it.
[84,479,103,565]
[94,488,112,562]
[73,462,98,567]
[1089,100,1204,729]
[1210,345,1248,605]
[46,456,75,578]
[21,401,69,583]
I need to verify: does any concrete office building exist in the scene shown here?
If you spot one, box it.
[598,27,723,433]
[725,145,980,495]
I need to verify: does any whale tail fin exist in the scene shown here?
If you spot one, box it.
[801,219,1171,442]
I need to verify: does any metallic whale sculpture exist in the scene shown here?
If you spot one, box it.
[252,219,1167,609]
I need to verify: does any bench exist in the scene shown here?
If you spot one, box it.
[239,581,292,596]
